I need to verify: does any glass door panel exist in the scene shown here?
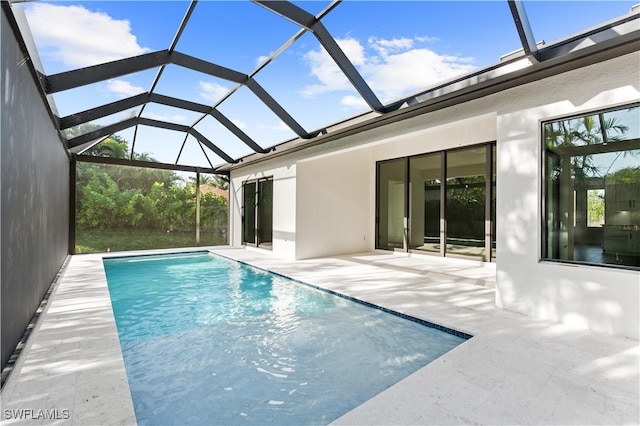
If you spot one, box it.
[409,153,442,253]
[446,147,487,259]
[258,179,273,248]
[243,181,256,245]
[377,159,406,250]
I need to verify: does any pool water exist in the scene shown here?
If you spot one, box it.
[103,252,467,425]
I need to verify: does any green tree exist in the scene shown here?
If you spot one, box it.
[545,112,631,181]
[587,189,605,227]
[211,174,229,190]
[75,132,230,248]
[85,136,129,158]
[608,166,640,184]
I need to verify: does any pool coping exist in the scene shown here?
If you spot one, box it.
[1,246,638,425]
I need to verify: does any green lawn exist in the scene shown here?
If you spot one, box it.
[75,229,227,254]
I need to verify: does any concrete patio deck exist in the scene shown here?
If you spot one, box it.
[1,247,638,425]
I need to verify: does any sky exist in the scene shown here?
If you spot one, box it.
[20,0,638,168]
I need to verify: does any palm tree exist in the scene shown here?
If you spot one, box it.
[211,175,229,190]
[187,174,228,191]
[188,175,213,186]
[545,112,630,182]
[89,137,128,159]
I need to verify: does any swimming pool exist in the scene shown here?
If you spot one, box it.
[104,252,469,425]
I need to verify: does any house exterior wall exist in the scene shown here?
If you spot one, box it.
[296,149,373,259]
[494,52,640,339]
[1,8,70,369]
[230,52,639,339]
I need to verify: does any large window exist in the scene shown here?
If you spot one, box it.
[376,143,496,262]
[242,178,273,248]
[543,104,640,269]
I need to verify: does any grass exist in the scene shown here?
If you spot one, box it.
[75,229,227,254]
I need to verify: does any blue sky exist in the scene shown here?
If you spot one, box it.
[21,0,637,168]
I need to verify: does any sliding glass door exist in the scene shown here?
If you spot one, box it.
[257,179,273,248]
[446,147,487,260]
[242,181,256,245]
[409,153,442,254]
[242,178,272,248]
[377,159,406,250]
[376,143,496,262]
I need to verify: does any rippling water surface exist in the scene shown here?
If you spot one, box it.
[104,252,466,425]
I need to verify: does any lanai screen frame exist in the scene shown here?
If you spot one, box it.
[23,0,553,170]
[4,0,639,255]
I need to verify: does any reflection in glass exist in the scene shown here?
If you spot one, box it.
[243,181,256,245]
[377,159,406,250]
[258,179,273,247]
[409,154,441,253]
[587,189,605,227]
[446,147,487,259]
[544,105,640,268]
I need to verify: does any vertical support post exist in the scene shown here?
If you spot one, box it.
[403,157,410,252]
[69,158,76,255]
[374,162,380,249]
[195,171,201,246]
[485,145,493,263]
[440,152,447,257]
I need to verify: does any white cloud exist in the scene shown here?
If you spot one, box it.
[231,119,247,130]
[301,35,476,106]
[415,35,440,44]
[363,49,475,100]
[106,80,145,98]
[368,36,414,57]
[199,81,230,103]
[341,95,367,109]
[301,37,364,96]
[143,112,188,123]
[257,121,290,132]
[24,3,150,68]
[256,55,271,67]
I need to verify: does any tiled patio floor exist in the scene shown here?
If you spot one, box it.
[1,247,638,425]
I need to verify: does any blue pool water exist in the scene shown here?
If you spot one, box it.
[104,252,468,425]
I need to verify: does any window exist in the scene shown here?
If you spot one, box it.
[376,143,496,262]
[543,104,640,268]
[242,178,273,248]
[587,189,605,228]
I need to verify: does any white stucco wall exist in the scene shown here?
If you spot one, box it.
[230,51,639,339]
[495,52,640,339]
[294,110,497,259]
[296,149,373,259]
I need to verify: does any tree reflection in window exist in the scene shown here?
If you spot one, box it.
[543,105,640,268]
